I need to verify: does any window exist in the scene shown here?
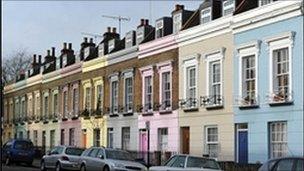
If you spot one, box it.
[53,93,58,115]
[63,91,68,117]
[187,157,221,169]
[110,81,118,114]
[85,87,91,110]
[62,54,67,67]
[61,129,65,145]
[124,77,133,112]
[161,72,171,109]
[171,156,186,168]
[186,66,197,108]
[69,128,75,146]
[50,130,55,148]
[107,128,114,148]
[173,13,182,34]
[93,129,101,147]
[33,130,38,146]
[156,20,164,38]
[72,88,78,115]
[88,148,99,158]
[205,126,218,158]
[108,39,115,52]
[223,0,235,16]
[98,44,104,57]
[96,85,103,112]
[144,76,153,112]
[272,48,290,101]
[27,130,30,139]
[274,159,294,171]
[201,7,211,24]
[35,96,40,118]
[44,96,48,117]
[269,122,287,159]
[125,31,134,48]
[158,128,168,151]
[21,99,26,118]
[122,127,130,150]
[209,60,221,97]
[242,55,256,104]
[136,27,144,45]
[84,47,90,58]
[260,0,273,6]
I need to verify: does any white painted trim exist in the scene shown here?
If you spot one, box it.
[182,56,199,100]
[158,62,173,111]
[123,74,134,113]
[140,67,154,113]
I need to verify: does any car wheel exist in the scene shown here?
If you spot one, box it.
[5,156,11,166]
[55,162,62,171]
[103,165,110,171]
[40,160,46,171]
[80,164,86,171]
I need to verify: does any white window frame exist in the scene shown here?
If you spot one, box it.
[201,7,212,24]
[205,125,219,158]
[122,127,130,150]
[63,90,68,118]
[236,41,260,106]
[98,44,104,57]
[125,31,133,47]
[158,62,172,111]
[140,66,154,113]
[109,74,119,114]
[122,70,134,113]
[43,93,49,117]
[84,47,90,58]
[72,88,79,115]
[136,27,144,45]
[158,128,168,152]
[205,50,224,106]
[269,121,287,159]
[265,32,294,103]
[156,20,164,38]
[108,39,115,52]
[173,12,182,34]
[107,128,114,148]
[259,0,273,6]
[35,92,40,119]
[52,90,59,116]
[223,0,235,16]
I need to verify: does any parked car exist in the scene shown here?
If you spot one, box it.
[1,139,35,166]
[79,147,148,171]
[40,145,85,171]
[149,154,222,171]
[258,157,304,171]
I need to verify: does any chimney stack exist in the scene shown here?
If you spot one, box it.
[84,37,88,43]
[107,27,111,33]
[38,55,42,64]
[63,42,67,49]
[175,4,184,11]
[112,27,117,33]
[145,19,149,26]
[33,54,37,63]
[89,38,93,43]
[141,19,145,26]
[47,50,50,56]
[68,43,72,50]
[52,47,55,56]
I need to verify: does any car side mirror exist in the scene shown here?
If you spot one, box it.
[98,155,104,159]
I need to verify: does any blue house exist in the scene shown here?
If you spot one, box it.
[233,1,303,164]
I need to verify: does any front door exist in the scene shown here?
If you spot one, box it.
[181,127,190,154]
[238,130,248,164]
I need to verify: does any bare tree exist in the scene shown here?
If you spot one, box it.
[2,49,32,85]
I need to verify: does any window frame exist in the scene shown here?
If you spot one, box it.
[121,127,131,150]
[156,19,164,38]
[222,0,235,16]
[182,57,198,109]
[173,12,182,34]
[269,121,288,159]
[205,125,219,158]
[109,75,119,114]
[140,66,154,113]
[200,7,212,24]
[158,128,168,151]
[158,62,173,111]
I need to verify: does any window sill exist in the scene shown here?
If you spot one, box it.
[94,115,103,119]
[109,113,119,118]
[183,107,199,112]
[71,116,79,120]
[34,120,40,123]
[62,118,68,121]
[43,120,49,124]
[142,112,153,116]
[205,104,223,110]
[123,112,134,117]
[268,101,293,106]
[159,110,172,115]
[239,104,259,110]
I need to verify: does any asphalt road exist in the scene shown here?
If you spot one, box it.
[1,164,40,171]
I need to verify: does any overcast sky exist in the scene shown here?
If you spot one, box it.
[2,0,203,59]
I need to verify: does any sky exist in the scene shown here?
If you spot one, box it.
[2,0,203,59]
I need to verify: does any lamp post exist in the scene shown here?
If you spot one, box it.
[145,121,150,166]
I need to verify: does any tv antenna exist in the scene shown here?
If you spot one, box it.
[81,32,103,43]
[102,15,130,35]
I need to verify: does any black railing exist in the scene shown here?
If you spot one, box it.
[201,95,224,108]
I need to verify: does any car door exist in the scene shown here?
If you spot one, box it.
[45,147,57,167]
[167,155,187,171]
[50,146,64,168]
[272,158,295,171]
[295,159,304,171]
[96,149,106,170]
[86,148,100,171]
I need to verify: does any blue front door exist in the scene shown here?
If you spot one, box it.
[238,131,248,164]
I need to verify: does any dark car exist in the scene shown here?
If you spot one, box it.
[258,157,304,171]
[1,139,35,166]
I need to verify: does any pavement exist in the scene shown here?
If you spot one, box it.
[1,159,41,171]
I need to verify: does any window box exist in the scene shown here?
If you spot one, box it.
[234,95,259,109]
[267,91,293,106]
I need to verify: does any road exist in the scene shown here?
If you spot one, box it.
[2,164,40,171]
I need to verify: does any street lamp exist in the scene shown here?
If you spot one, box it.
[145,121,150,167]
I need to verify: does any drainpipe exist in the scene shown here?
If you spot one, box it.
[145,121,150,167]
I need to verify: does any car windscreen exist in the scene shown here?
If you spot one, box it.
[186,157,221,170]
[65,147,85,156]
[14,141,33,150]
[105,149,134,161]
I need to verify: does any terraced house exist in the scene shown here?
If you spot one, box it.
[2,0,303,165]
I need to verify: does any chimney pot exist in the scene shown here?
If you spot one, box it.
[63,42,67,49]
[145,19,149,26]
[38,55,42,64]
[68,43,72,50]
[47,50,50,56]
[107,27,111,33]
[89,38,93,43]
[140,19,145,26]
[52,47,55,56]
[33,54,37,63]
[84,37,88,43]
[112,27,117,33]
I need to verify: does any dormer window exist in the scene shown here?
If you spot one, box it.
[84,47,90,58]
[223,0,235,16]
[108,39,115,53]
[201,7,212,24]
[136,27,144,45]
[62,54,67,67]
[156,20,164,39]
[125,31,134,48]
[173,13,182,34]
[98,44,104,57]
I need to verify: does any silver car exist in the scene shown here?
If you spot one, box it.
[149,154,222,171]
[40,146,85,171]
[79,147,148,171]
